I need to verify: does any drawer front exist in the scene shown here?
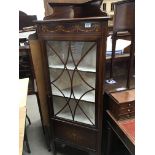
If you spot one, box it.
[119,106,135,115]
[119,112,135,120]
[53,119,97,150]
[119,101,135,109]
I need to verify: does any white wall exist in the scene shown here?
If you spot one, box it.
[19,0,45,20]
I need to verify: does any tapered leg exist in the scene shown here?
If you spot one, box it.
[44,126,52,152]
[51,141,56,155]
[26,114,31,125]
[126,35,135,89]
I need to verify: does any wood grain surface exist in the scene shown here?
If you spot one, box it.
[19,78,29,155]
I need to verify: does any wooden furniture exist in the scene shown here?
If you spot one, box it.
[29,34,53,151]
[102,1,135,154]
[106,110,135,155]
[30,1,109,155]
[43,0,103,17]
[44,0,104,20]
[109,89,135,120]
[107,0,135,89]
[19,11,37,31]
[19,10,37,93]
[19,78,29,155]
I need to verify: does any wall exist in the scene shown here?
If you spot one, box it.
[19,0,45,20]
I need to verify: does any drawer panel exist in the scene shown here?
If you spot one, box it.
[119,101,135,109]
[119,112,135,120]
[119,106,135,114]
[108,90,135,120]
[53,119,97,150]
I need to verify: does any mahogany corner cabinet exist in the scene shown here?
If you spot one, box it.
[34,2,109,155]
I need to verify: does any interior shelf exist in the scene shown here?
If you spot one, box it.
[56,113,94,125]
[48,53,130,72]
[49,63,96,72]
[51,84,95,102]
[53,96,95,125]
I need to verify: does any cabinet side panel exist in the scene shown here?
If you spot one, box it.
[29,37,49,126]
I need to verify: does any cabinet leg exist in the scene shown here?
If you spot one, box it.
[44,126,51,151]
[51,141,56,155]
[89,151,95,155]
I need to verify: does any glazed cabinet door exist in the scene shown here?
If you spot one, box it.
[45,40,98,126]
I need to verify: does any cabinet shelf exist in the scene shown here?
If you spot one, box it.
[48,54,130,72]
[55,113,94,125]
[53,96,95,125]
[49,63,96,72]
[52,85,95,102]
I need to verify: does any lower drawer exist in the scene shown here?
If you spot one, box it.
[119,106,135,114]
[52,119,97,150]
[118,112,135,120]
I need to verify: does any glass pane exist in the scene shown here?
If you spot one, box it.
[46,41,96,126]
[46,41,69,67]
[72,71,95,102]
[49,68,72,97]
[53,96,73,120]
[74,100,95,125]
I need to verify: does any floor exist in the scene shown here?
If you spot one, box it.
[23,95,52,155]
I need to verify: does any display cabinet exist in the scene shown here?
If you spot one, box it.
[34,1,109,155]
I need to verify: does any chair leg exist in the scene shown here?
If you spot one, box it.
[106,34,117,84]
[109,35,117,80]
[44,126,52,152]
[26,114,31,125]
[52,141,56,155]
[24,127,31,153]
[126,35,135,89]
